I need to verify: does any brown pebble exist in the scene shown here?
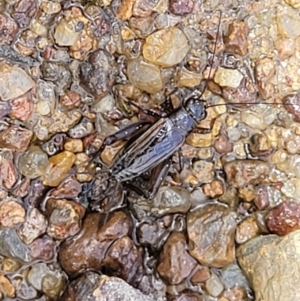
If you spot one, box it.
[283,91,300,122]
[224,20,248,56]
[202,180,224,198]
[169,0,194,16]
[236,216,260,244]
[266,201,300,236]
[213,135,233,154]
[60,90,81,110]
[253,186,270,210]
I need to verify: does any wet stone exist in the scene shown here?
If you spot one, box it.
[157,232,197,285]
[214,67,243,89]
[0,199,25,228]
[102,235,143,284]
[249,132,272,157]
[117,0,136,20]
[0,274,15,298]
[143,27,190,67]
[169,0,194,15]
[28,236,57,261]
[0,101,11,118]
[61,272,156,301]
[192,161,214,184]
[237,230,300,301]
[60,90,81,110]
[168,293,204,301]
[80,49,118,97]
[202,180,224,198]
[283,91,300,122]
[224,160,270,188]
[127,57,163,94]
[266,201,300,236]
[68,118,94,138]
[152,186,191,217]
[0,61,35,101]
[277,5,300,39]
[1,258,21,273]
[132,0,160,17]
[46,198,86,240]
[0,13,18,45]
[18,146,49,179]
[253,186,270,210]
[17,208,47,244]
[9,93,34,121]
[205,273,224,297]
[41,151,76,187]
[0,126,32,152]
[12,0,37,27]
[187,204,237,268]
[224,20,248,56]
[236,216,260,244]
[0,156,17,190]
[59,211,132,274]
[213,134,233,154]
[190,265,210,284]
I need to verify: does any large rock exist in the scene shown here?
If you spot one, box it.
[237,230,300,301]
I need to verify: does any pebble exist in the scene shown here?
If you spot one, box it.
[214,67,243,89]
[277,5,300,38]
[61,273,156,301]
[283,91,300,122]
[46,198,86,240]
[41,151,76,187]
[0,274,15,298]
[202,180,224,198]
[224,160,270,188]
[12,0,37,27]
[1,258,21,273]
[205,273,224,297]
[249,132,272,157]
[17,208,47,244]
[238,230,300,301]
[224,20,249,56]
[60,90,81,110]
[0,199,25,228]
[143,27,190,67]
[157,232,197,285]
[80,49,118,97]
[187,204,236,268]
[152,186,191,217]
[266,201,300,236]
[117,0,136,20]
[64,138,83,153]
[186,132,213,148]
[236,216,260,244]
[18,146,49,179]
[0,61,35,100]
[9,93,34,121]
[0,13,18,45]
[213,134,233,154]
[40,1,62,14]
[0,156,17,190]
[190,265,210,284]
[132,0,160,18]
[285,0,300,8]
[169,0,194,15]
[192,161,214,184]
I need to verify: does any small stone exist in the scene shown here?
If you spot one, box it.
[214,67,243,88]
[54,18,80,46]
[41,1,62,14]
[64,138,83,153]
[283,91,300,122]
[0,200,25,228]
[60,90,81,110]
[224,20,248,56]
[17,208,47,244]
[61,273,156,301]
[285,0,300,8]
[186,133,213,148]
[117,0,135,20]
[205,273,224,297]
[36,100,51,115]
[213,135,233,154]
[0,61,35,101]
[127,57,163,93]
[42,151,76,187]
[237,230,300,301]
[18,146,49,179]
[9,93,34,121]
[266,201,300,236]
[238,185,256,202]
[277,5,300,38]
[28,237,57,261]
[132,0,160,17]
[224,160,270,188]
[275,38,294,59]
[12,0,37,27]
[253,186,270,210]
[249,132,272,157]
[202,180,224,198]
[236,216,260,244]
[46,198,86,240]
[157,232,197,285]
[190,266,211,284]
[0,126,32,152]
[80,49,117,97]
[187,204,236,268]
[0,14,18,45]
[102,236,143,283]
[1,258,21,272]
[0,274,15,298]
[177,68,202,87]
[68,118,94,139]
[0,157,17,190]
[192,161,214,183]
[169,0,194,15]
[143,27,190,67]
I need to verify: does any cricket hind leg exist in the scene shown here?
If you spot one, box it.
[124,157,172,200]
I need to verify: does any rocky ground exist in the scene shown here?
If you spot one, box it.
[1,0,300,300]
